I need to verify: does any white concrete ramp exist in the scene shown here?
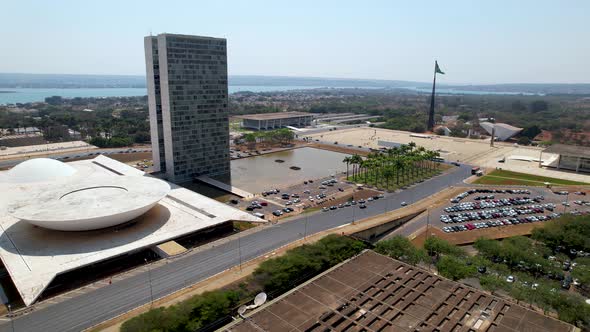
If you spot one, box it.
[197,176,254,198]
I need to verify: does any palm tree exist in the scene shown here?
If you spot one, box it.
[392,157,405,185]
[343,156,351,178]
[360,160,370,184]
[351,154,363,180]
[382,166,394,190]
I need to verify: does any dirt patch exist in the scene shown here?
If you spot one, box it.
[308,142,370,156]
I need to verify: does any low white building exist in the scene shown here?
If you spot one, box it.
[480,122,523,141]
[0,156,262,306]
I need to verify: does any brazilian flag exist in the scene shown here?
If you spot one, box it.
[435,61,445,75]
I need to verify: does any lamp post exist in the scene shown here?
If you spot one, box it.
[144,258,154,307]
[8,304,15,332]
[238,233,243,271]
[304,213,308,241]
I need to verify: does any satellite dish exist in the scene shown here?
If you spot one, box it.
[253,292,267,307]
[238,305,247,316]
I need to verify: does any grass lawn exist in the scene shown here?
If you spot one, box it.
[474,169,589,186]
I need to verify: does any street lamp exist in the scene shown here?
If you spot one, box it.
[304,213,308,241]
[8,304,15,332]
[237,233,243,271]
[144,258,154,307]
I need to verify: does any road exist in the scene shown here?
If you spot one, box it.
[0,165,471,332]
[0,148,150,169]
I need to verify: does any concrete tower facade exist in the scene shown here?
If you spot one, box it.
[144,33,230,183]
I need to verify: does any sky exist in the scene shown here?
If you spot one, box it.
[2,0,589,84]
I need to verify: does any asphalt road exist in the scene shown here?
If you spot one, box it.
[0,148,150,169]
[0,164,471,332]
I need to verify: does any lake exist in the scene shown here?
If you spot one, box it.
[0,85,543,104]
[0,86,330,104]
[402,86,543,96]
[228,147,350,194]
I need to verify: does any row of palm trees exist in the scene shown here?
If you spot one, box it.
[343,142,442,190]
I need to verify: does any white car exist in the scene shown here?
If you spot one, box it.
[401,202,407,206]
[506,275,515,283]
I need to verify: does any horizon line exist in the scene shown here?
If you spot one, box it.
[1,72,589,86]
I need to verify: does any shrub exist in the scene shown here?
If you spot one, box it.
[424,237,465,258]
[121,290,243,332]
[436,256,475,281]
[374,235,427,265]
[253,235,367,294]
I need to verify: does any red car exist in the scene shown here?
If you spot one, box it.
[466,223,475,230]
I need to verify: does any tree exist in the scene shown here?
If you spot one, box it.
[424,237,465,258]
[517,136,531,146]
[375,235,427,265]
[531,215,590,252]
[436,256,474,281]
[458,112,472,122]
[511,100,526,111]
[343,156,351,178]
[571,263,590,292]
[521,125,542,139]
[243,133,256,149]
[133,131,151,143]
[529,100,549,112]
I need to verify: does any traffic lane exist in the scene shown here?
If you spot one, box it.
[3,225,305,332]
[0,166,470,332]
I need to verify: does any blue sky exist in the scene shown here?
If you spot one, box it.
[2,0,589,84]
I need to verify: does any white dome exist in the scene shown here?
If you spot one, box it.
[9,175,170,231]
[5,158,77,183]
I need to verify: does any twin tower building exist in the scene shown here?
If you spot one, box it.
[144,34,230,183]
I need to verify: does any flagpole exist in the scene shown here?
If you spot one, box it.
[428,61,437,131]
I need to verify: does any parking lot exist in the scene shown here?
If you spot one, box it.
[431,187,590,235]
[232,174,389,221]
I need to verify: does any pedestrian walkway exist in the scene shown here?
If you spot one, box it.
[197,176,254,198]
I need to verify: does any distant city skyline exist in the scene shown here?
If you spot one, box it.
[2,0,589,84]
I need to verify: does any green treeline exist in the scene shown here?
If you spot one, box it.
[375,214,590,328]
[240,128,294,145]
